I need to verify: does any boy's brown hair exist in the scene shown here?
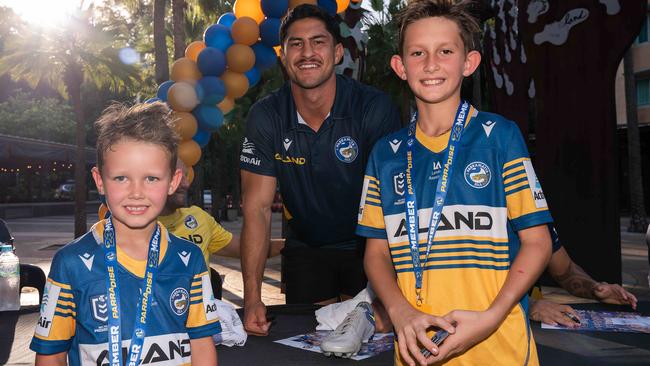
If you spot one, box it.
[396,0,481,55]
[95,102,180,173]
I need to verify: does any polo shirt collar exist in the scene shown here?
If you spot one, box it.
[283,74,353,131]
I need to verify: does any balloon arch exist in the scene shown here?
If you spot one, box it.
[146,0,360,182]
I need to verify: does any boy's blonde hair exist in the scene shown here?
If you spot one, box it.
[95,102,180,172]
[397,0,481,55]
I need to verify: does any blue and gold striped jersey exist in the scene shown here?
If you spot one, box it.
[30,221,221,366]
[357,108,552,366]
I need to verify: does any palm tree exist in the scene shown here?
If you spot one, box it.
[0,7,140,237]
[623,49,648,233]
[154,0,170,83]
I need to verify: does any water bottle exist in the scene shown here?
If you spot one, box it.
[0,244,20,311]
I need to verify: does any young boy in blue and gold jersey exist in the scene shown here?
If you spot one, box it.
[30,103,221,366]
[357,1,552,365]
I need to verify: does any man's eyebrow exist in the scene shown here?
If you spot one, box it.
[287,34,329,42]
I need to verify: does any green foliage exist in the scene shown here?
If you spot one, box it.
[0,92,76,143]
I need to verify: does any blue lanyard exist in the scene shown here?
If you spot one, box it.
[405,100,472,306]
[103,217,161,366]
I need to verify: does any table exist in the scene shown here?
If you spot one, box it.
[2,303,649,365]
[218,303,650,365]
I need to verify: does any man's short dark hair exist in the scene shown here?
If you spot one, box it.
[279,4,341,45]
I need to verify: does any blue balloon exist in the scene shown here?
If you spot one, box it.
[194,83,205,102]
[260,18,282,48]
[197,47,226,77]
[156,80,174,101]
[244,67,261,88]
[251,43,277,71]
[217,12,237,28]
[261,0,288,18]
[203,24,233,52]
[145,97,161,104]
[318,0,337,15]
[193,105,224,132]
[198,76,226,105]
[192,129,212,148]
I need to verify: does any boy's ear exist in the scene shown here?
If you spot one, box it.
[168,168,183,195]
[390,55,407,81]
[462,50,482,77]
[91,167,105,195]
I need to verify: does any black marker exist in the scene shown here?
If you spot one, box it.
[420,330,449,358]
[562,312,581,324]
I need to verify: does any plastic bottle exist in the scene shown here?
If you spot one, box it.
[0,244,20,311]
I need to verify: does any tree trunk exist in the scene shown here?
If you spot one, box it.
[65,61,87,238]
[172,0,186,60]
[154,0,170,84]
[623,49,649,233]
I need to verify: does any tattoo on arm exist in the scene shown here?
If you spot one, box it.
[553,261,598,299]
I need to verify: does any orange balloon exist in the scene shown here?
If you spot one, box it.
[231,17,260,46]
[171,111,198,141]
[221,70,249,99]
[218,97,235,114]
[289,0,317,9]
[167,82,199,112]
[226,44,256,73]
[170,57,201,83]
[185,41,206,62]
[350,0,361,3]
[336,0,350,12]
[233,0,265,24]
[185,165,195,185]
[273,45,281,57]
[178,140,202,166]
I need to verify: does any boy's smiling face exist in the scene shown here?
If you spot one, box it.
[93,139,181,233]
[391,16,480,105]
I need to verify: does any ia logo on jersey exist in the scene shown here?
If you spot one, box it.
[170,288,190,316]
[334,136,358,163]
[79,252,94,271]
[464,162,491,188]
[283,138,292,151]
[184,215,198,229]
[389,139,402,153]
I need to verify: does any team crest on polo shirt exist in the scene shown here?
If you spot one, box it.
[170,288,189,316]
[184,215,198,229]
[464,162,491,188]
[334,136,358,163]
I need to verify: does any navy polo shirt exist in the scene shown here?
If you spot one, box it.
[240,75,401,248]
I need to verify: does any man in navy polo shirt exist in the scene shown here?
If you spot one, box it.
[239,4,401,336]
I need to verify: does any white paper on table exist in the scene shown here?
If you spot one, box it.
[274,331,394,361]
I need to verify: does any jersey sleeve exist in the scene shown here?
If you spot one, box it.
[185,249,222,339]
[501,125,553,231]
[239,102,276,176]
[207,217,233,255]
[356,145,388,239]
[30,251,76,355]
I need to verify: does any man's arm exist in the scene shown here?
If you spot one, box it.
[240,170,277,336]
[548,246,637,308]
[190,336,217,366]
[365,238,455,366]
[434,225,551,362]
[35,352,67,366]
[214,236,284,258]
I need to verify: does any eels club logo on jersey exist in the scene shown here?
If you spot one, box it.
[184,215,198,229]
[170,288,189,316]
[464,162,491,189]
[334,136,358,163]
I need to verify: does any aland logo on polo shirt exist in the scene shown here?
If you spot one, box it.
[334,136,358,163]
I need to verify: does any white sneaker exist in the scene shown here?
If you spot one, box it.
[320,301,375,358]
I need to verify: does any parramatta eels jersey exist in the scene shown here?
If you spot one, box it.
[30,221,222,366]
[159,206,233,270]
[357,108,552,366]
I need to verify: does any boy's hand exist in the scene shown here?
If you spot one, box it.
[529,299,581,327]
[592,283,637,309]
[391,304,456,366]
[429,310,500,363]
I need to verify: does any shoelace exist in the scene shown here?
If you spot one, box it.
[330,308,363,336]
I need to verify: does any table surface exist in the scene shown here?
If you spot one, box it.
[2,303,649,365]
